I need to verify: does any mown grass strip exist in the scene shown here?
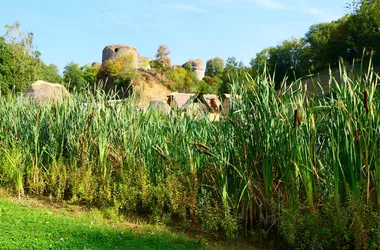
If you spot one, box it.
[0,199,204,250]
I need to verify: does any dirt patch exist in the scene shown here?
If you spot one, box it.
[134,69,171,108]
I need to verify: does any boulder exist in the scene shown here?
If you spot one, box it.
[23,80,70,102]
[148,100,171,115]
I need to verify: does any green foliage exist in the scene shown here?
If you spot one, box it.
[219,57,248,94]
[251,38,310,88]
[197,195,238,238]
[168,67,197,92]
[41,64,62,83]
[347,0,380,63]
[0,22,63,95]
[250,0,380,86]
[102,54,136,86]
[197,80,212,94]
[305,20,344,69]
[250,48,270,74]
[149,59,159,69]
[0,22,43,94]
[63,62,87,91]
[0,146,24,198]
[202,76,214,86]
[197,76,219,94]
[155,44,172,75]
[82,64,100,84]
[139,58,150,69]
[205,57,225,77]
[183,62,192,72]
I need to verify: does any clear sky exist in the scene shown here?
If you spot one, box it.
[0,0,351,72]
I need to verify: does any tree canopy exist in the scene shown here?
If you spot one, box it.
[249,0,380,87]
[0,22,61,95]
[205,57,225,77]
[155,44,172,75]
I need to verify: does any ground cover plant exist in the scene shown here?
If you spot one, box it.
[0,60,379,249]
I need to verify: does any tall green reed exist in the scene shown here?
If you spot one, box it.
[0,60,379,247]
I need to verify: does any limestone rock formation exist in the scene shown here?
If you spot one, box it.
[183,59,205,80]
[23,80,70,102]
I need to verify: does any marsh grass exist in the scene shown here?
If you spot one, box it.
[0,60,379,248]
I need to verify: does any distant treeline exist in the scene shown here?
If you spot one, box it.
[249,0,380,86]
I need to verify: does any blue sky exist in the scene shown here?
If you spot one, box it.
[1,0,350,72]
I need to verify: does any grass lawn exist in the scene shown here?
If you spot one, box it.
[0,197,206,250]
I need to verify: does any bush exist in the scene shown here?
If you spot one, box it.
[168,67,197,92]
[102,54,137,86]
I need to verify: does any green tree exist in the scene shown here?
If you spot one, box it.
[41,64,62,83]
[0,36,13,94]
[82,64,100,84]
[324,17,353,63]
[101,54,136,86]
[250,48,271,76]
[0,22,43,94]
[169,67,196,92]
[271,38,309,82]
[347,0,380,62]
[251,38,309,88]
[304,21,340,69]
[155,44,172,75]
[63,62,86,91]
[205,57,225,77]
[183,62,192,72]
[219,57,247,94]
[197,80,212,94]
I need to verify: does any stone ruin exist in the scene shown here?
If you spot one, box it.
[183,59,205,80]
[102,45,206,82]
[102,45,151,70]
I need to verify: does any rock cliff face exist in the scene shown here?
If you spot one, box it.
[184,59,205,80]
[102,45,151,70]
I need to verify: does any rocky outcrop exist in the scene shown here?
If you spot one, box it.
[23,80,70,102]
[183,59,205,80]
